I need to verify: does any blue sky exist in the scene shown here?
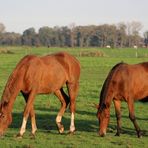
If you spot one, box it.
[0,0,147,34]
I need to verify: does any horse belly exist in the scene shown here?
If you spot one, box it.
[133,85,148,100]
[37,86,52,94]
[38,74,67,94]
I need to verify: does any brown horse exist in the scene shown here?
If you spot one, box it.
[96,62,148,138]
[0,52,80,138]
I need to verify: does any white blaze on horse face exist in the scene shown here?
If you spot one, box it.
[20,117,27,135]
[56,115,62,123]
[70,112,75,132]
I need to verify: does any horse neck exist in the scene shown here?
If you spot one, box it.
[99,63,124,109]
[1,75,20,113]
[104,89,114,108]
[2,89,19,114]
[99,80,113,108]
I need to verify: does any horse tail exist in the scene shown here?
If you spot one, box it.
[99,62,124,110]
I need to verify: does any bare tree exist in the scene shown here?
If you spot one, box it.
[126,21,142,47]
[117,22,127,48]
[144,31,148,47]
[0,23,5,33]
[69,23,76,47]
[131,21,143,35]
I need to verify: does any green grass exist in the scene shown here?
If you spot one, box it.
[0,46,148,148]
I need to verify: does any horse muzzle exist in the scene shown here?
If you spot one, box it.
[98,130,106,137]
[0,132,4,138]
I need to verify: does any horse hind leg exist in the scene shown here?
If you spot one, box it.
[29,105,37,138]
[67,82,79,134]
[60,88,70,108]
[54,89,69,134]
[127,99,142,138]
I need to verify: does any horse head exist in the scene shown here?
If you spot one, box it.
[0,100,12,137]
[96,103,110,137]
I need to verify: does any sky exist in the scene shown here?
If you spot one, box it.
[0,0,148,34]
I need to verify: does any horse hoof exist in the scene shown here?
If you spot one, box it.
[57,123,64,134]
[138,131,143,138]
[16,133,23,139]
[138,134,142,138]
[115,133,120,136]
[59,127,64,134]
[68,130,76,135]
[30,133,35,139]
[0,135,4,139]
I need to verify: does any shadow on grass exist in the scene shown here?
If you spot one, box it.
[9,107,147,137]
[110,114,148,137]
[10,108,98,134]
[110,114,148,121]
[109,123,148,137]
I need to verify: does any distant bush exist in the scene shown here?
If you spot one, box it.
[0,48,14,54]
[78,50,107,57]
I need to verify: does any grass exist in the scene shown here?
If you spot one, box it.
[0,46,148,148]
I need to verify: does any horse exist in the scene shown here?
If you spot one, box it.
[0,51,80,138]
[96,62,148,138]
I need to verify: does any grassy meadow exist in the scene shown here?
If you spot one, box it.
[0,46,148,148]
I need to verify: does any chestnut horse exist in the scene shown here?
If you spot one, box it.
[96,62,148,138]
[0,52,80,138]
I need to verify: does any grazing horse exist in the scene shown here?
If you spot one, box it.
[96,62,148,138]
[0,52,80,138]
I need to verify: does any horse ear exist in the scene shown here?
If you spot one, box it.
[93,103,99,109]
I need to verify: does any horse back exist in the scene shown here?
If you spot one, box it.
[47,52,80,82]
[15,52,80,93]
[112,62,148,101]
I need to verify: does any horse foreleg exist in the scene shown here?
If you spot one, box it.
[55,89,67,134]
[113,99,121,136]
[127,99,142,138]
[17,90,36,138]
[16,116,28,138]
[67,82,79,134]
[21,91,37,138]
[30,105,37,138]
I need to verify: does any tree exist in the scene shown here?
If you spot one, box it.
[59,26,71,47]
[116,23,127,48]
[38,26,53,46]
[22,27,36,46]
[0,22,145,47]
[69,23,76,47]
[144,31,148,47]
[131,21,142,46]
[0,32,21,45]
[0,23,5,33]
[75,26,93,47]
[126,21,142,47]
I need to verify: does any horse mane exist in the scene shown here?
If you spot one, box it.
[1,70,18,103]
[99,62,125,112]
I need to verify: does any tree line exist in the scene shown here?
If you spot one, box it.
[0,22,148,48]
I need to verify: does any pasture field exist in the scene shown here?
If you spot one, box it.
[0,46,148,148]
